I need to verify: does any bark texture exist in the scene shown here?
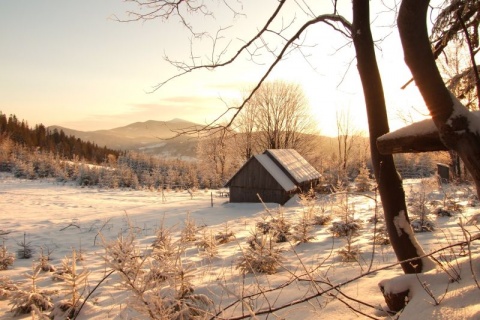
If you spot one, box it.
[352,0,433,274]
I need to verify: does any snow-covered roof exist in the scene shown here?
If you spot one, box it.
[378,110,480,142]
[254,154,297,191]
[265,149,321,184]
[225,149,320,192]
[377,118,437,142]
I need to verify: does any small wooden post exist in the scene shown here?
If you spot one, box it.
[211,192,213,207]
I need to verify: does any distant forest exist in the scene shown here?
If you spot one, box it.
[0,112,119,163]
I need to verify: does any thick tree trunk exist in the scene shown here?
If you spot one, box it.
[398,0,480,198]
[352,0,435,273]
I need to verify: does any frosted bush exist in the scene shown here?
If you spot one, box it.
[354,162,372,192]
[0,243,14,270]
[50,250,89,319]
[411,219,435,232]
[180,212,197,243]
[196,230,218,257]
[0,276,18,299]
[237,233,283,274]
[311,214,332,226]
[214,222,235,244]
[329,220,362,237]
[152,225,180,262]
[9,266,55,315]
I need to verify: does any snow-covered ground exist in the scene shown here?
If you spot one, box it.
[0,173,479,319]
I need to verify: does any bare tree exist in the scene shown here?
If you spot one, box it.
[196,129,238,188]
[351,1,434,274]
[230,94,258,161]
[335,108,361,180]
[233,81,319,156]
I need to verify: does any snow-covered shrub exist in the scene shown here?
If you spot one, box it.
[118,165,139,189]
[256,220,273,235]
[333,190,358,227]
[158,288,214,320]
[311,214,332,226]
[103,231,141,278]
[237,233,283,274]
[50,250,89,319]
[408,178,436,233]
[9,266,55,315]
[329,220,362,237]
[0,134,14,172]
[411,219,435,232]
[180,212,197,243]
[214,222,235,244]
[52,255,74,281]
[434,207,453,217]
[129,263,213,320]
[152,224,179,262]
[0,242,14,270]
[37,246,55,272]
[196,230,218,257]
[12,159,36,179]
[372,226,390,245]
[330,219,362,262]
[76,165,100,187]
[354,162,372,192]
[464,189,478,207]
[0,276,18,300]
[337,244,360,262]
[246,232,262,250]
[270,216,291,243]
[105,225,213,319]
[292,211,315,244]
[257,207,292,243]
[298,187,318,220]
[445,199,463,212]
[32,153,58,178]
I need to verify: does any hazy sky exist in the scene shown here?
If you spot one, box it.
[0,1,429,136]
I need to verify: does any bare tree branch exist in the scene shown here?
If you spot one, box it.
[212,234,479,319]
[171,13,352,137]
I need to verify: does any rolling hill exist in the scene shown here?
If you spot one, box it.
[48,119,201,159]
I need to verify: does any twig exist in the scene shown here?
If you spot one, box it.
[73,269,115,320]
[459,219,480,290]
[327,293,381,320]
[94,218,113,246]
[414,273,444,306]
[60,223,80,231]
[216,234,480,319]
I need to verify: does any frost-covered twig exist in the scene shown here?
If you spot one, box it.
[94,217,113,246]
[459,219,480,290]
[216,234,480,319]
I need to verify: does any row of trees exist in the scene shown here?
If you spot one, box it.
[0,134,206,190]
[0,112,119,163]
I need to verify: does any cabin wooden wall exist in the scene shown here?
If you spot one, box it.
[228,158,291,204]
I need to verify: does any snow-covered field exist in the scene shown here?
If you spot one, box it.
[0,172,479,319]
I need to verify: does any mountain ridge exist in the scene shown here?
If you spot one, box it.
[48,119,201,159]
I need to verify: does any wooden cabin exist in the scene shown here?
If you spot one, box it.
[225,149,321,205]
